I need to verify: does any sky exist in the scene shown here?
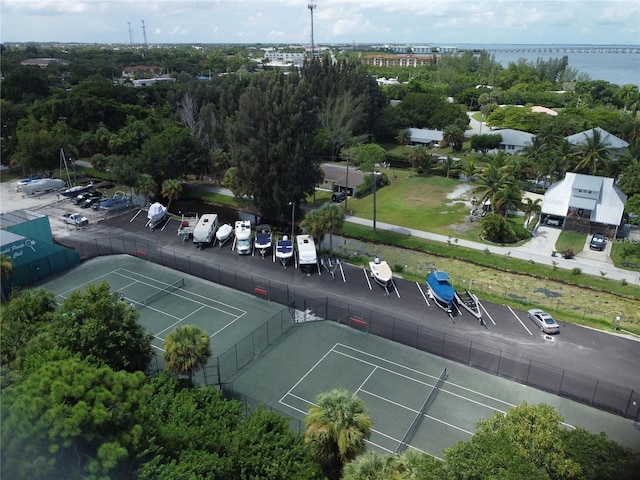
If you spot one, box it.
[1,0,639,46]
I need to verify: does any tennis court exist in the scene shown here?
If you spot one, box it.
[231,321,640,457]
[37,255,288,383]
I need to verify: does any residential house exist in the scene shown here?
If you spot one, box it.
[319,164,366,197]
[541,172,627,236]
[490,128,535,154]
[407,128,443,148]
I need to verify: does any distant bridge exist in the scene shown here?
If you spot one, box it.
[473,46,640,54]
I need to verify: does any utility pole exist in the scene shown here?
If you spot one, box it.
[308,3,316,58]
[141,19,148,53]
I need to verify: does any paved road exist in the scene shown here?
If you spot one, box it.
[57,210,640,400]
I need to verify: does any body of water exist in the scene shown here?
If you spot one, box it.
[460,44,640,87]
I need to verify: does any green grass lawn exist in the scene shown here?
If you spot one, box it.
[555,231,586,255]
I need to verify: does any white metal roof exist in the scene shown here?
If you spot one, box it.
[542,172,627,226]
[565,127,629,149]
[408,128,443,144]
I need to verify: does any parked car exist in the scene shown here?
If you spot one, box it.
[590,233,606,251]
[72,191,95,205]
[82,194,103,208]
[61,213,89,227]
[527,309,560,334]
[331,191,347,203]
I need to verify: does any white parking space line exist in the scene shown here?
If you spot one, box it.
[362,267,373,290]
[480,303,496,325]
[508,306,533,335]
[416,282,430,306]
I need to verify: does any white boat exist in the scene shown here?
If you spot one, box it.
[234,220,252,255]
[296,234,318,274]
[192,213,219,249]
[60,181,93,197]
[254,224,272,258]
[216,223,233,247]
[21,178,66,196]
[147,202,168,230]
[275,235,294,269]
[177,212,199,242]
[369,258,394,295]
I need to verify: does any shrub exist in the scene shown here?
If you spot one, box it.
[561,248,575,259]
[571,267,582,275]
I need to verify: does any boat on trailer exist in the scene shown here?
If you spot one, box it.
[254,224,272,258]
[426,269,455,316]
[60,181,94,197]
[454,290,485,325]
[275,235,294,269]
[216,223,233,247]
[369,258,394,295]
[147,202,168,231]
[177,212,199,242]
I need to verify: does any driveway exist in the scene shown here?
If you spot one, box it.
[518,225,561,257]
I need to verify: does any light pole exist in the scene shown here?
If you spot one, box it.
[308,3,316,58]
[288,201,295,239]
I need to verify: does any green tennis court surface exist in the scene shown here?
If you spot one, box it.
[37,255,288,384]
[231,322,640,457]
[35,256,640,456]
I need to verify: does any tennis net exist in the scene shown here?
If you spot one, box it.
[395,367,447,453]
[134,277,185,310]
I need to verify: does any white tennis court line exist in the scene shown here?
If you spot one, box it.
[278,343,461,454]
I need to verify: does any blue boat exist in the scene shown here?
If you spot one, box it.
[426,270,455,313]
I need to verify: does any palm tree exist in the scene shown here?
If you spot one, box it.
[396,129,410,154]
[472,162,504,211]
[163,324,211,383]
[407,145,433,175]
[442,125,465,152]
[320,204,344,254]
[161,178,182,211]
[342,451,395,480]
[435,155,460,178]
[522,197,542,228]
[136,173,157,207]
[459,158,478,182]
[493,180,523,217]
[573,129,611,175]
[305,388,372,477]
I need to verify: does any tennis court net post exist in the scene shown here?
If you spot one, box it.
[395,367,447,453]
[134,277,185,310]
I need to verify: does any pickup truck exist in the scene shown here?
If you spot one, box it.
[61,213,89,227]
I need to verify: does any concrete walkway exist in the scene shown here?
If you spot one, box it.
[198,184,638,285]
[344,215,640,285]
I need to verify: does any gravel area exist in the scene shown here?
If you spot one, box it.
[1,180,111,238]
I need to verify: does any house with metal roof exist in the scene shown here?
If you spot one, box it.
[541,172,627,236]
[407,128,443,148]
[565,127,629,150]
[490,128,535,154]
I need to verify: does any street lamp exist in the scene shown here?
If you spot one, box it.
[288,201,295,239]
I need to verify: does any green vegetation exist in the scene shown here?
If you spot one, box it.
[556,230,587,255]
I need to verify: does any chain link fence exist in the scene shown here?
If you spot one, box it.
[72,236,640,421]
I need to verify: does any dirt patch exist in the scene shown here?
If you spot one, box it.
[446,183,473,200]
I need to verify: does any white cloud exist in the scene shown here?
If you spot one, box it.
[0,0,638,45]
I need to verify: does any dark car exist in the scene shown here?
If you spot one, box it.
[331,191,347,203]
[81,193,103,208]
[72,191,95,205]
[590,233,606,251]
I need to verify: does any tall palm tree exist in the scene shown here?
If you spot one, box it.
[305,388,372,477]
[522,197,543,228]
[396,129,410,154]
[459,158,478,181]
[519,136,550,185]
[321,204,345,254]
[573,129,611,175]
[472,162,504,211]
[407,145,433,175]
[163,324,211,383]
[493,180,523,217]
[161,178,182,211]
